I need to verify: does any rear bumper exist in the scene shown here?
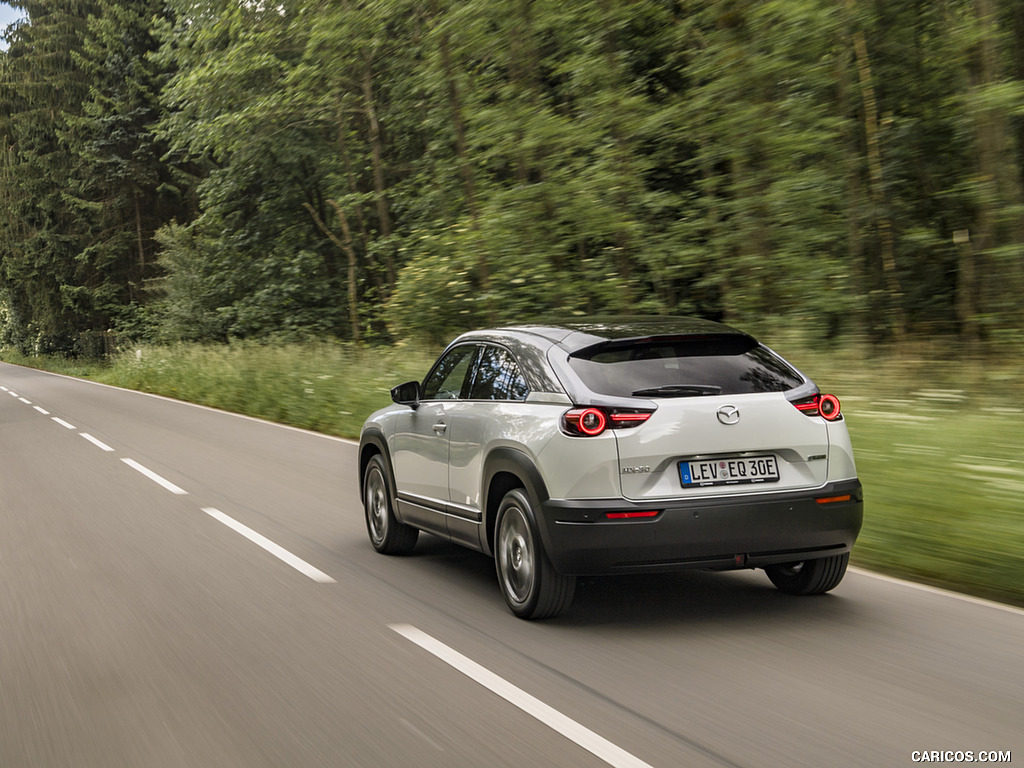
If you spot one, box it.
[537,479,863,575]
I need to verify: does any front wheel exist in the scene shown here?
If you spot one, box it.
[764,553,849,595]
[495,489,575,619]
[363,454,418,555]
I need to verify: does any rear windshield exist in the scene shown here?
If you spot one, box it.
[567,335,804,398]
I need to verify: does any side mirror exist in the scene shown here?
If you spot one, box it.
[391,380,421,409]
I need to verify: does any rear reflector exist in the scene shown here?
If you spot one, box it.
[606,510,660,520]
[816,494,852,504]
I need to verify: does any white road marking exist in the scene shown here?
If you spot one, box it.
[850,567,1024,617]
[13,366,359,446]
[0,385,7,391]
[8,391,19,397]
[80,433,114,452]
[52,417,76,430]
[121,458,188,495]
[33,406,50,415]
[201,508,336,584]
[390,625,654,768]
[18,397,31,404]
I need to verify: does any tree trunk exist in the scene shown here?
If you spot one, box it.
[336,100,383,298]
[304,201,360,344]
[133,194,145,303]
[360,57,396,292]
[435,8,493,318]
[1013,0,1024,197]
[599,0,634,308]
[851,24,906,341]
[328,200,361,346]
[837,1,865,333]
[968,0,1024,332]
[953,229,978,357]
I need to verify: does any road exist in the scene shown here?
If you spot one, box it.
[0,361,1019,768]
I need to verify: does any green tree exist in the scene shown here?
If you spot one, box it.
[62,0,183,341]
[673,0,851,333]
[152,0,349,339]
[0,0,100,352]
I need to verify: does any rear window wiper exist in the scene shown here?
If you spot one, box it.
[631,384,723,397]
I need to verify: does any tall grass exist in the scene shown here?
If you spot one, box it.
[4,337,1023,606]
[772,334,1024,606]
[3,340,437,438]
[98,340,439,437]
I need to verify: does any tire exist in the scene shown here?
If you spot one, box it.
[363,454,418,555]
[494,489,575,619]
[765,552,849,595]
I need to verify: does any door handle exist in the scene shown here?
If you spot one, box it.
[432,421,447,435]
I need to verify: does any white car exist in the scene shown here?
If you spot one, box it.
[358,318,862,619]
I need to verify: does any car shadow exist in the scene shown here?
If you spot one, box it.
[562,570,856,628]
[393,534,861,629]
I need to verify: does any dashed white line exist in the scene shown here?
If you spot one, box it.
[80,433,114,452]
[390,624,654,768]
[9,384,338,587]
[201,508,336,584]
[6,366,359,446]
[121,458,188,495]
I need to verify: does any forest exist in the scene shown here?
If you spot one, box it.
[1,0,1022,354]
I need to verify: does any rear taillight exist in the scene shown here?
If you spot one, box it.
[792,393,842,421]
[562,407,653,437]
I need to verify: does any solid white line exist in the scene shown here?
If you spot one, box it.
[850,567,1024,617]
[18,397,31,404]
[52,417,76,430]
[121,458,188,495]
[33,406,50,415]
[80,433,114,452]
[201,508,336,584]
[390,625,654,768]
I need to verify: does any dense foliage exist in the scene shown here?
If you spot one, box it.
[1,0,1022,351]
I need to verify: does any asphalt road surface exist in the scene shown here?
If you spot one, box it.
[1,362,1019,768]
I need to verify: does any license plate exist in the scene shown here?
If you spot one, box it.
[679,455,780,488]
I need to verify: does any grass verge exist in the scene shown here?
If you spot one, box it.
[1,341,437,439]
[3,338,1022,608]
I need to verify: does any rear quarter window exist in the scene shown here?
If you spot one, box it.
[568,335,804,397]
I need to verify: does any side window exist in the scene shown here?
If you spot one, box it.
[422,345,477,400]
[468,345,529,401]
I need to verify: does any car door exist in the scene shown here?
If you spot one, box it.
[447,344,530,548]
[390,343,479,536]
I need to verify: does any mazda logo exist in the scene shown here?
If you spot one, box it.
[717,405,740,425]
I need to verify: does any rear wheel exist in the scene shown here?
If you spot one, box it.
[765,553,849,595]
[363,454,418,555]
[495,489,575,619]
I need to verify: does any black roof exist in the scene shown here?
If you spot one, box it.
[500,316,748,353]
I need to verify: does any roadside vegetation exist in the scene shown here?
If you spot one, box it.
[4,338,1022,609]
[2,1,1022,606]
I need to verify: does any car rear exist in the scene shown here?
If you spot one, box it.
[536,324,863,576]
